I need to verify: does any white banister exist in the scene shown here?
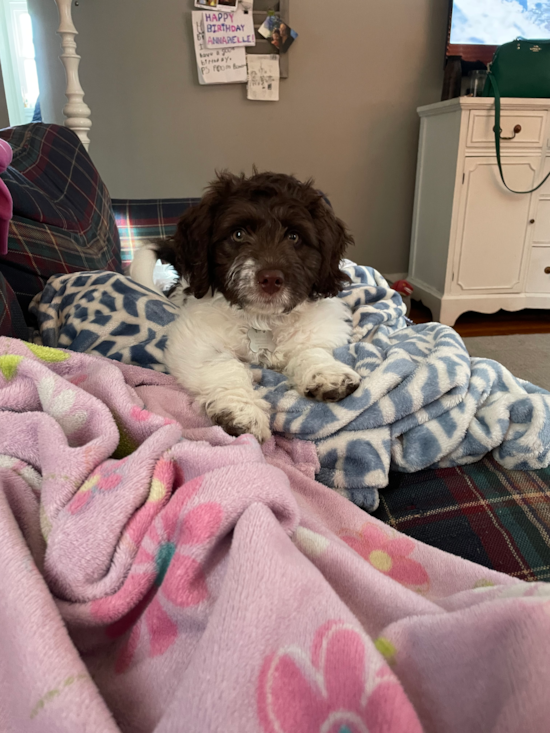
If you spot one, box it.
[54,0,91,150]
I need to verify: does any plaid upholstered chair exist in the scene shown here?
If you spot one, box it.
[110,197,198,266]
[0,123,198,339]
[0,124,122,338]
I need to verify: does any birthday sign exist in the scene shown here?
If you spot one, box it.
[192,12,247,85]
[203,10,256,48]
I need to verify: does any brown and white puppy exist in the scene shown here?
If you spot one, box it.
[131,171,361,443]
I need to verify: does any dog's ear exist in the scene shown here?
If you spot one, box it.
[171,202,213,298]
[311,197,354,298]
[166,172,241,299]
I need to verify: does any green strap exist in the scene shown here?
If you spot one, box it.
[489,72,550,194]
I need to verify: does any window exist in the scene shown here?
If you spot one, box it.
[0,0,40,125]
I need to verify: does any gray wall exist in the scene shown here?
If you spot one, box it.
[29,0,448,273]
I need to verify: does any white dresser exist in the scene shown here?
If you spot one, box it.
[408,97,550,326]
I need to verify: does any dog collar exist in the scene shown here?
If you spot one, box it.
[248,328,275,354]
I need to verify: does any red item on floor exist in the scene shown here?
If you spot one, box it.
[392,279,413,296]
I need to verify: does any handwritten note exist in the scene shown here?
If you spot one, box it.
[246,55,280,101]
[192,11,247,85]
[203,10,256,48]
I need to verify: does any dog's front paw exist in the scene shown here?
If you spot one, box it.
[303,365,361,402]
[209,399,271,444]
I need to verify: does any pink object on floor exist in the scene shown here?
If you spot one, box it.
[0,138,13,255]
[0,338,549,732]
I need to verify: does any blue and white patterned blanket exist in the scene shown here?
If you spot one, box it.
[30,271,179,372]
[31,265,550,511]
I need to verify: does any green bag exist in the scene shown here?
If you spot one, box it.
[483,38,550,194]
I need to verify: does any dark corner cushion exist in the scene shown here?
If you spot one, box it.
[0,123,122,323]
[0,271,28,339]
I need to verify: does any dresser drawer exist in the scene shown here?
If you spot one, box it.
[526,247,550,293]
[467,110,547,149]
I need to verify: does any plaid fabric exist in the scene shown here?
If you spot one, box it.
[375,457,550,581]
[111,198,199,263]
[0,123,121,317]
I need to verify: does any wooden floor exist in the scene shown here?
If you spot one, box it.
[410,300,550,337]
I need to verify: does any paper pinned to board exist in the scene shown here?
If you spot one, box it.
[246,54,280,101]
[203,9,256,48]
[192,11,247,85]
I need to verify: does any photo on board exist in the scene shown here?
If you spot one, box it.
[217,0,239,9]
[195,0,218,7]
[258,15,298,53]
[278,23,297,53]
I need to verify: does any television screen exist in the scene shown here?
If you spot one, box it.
[450,0,550,46]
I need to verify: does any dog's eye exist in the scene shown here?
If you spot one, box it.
[232,228,246,242]
[287,231,300,244]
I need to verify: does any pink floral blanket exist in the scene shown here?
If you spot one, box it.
[1,336,549,733]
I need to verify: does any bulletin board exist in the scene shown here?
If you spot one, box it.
[247,0,289,79]
[192,0,295,98]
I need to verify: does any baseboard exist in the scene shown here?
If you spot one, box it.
[382,272,408,284]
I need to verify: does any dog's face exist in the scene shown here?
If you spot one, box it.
[168,172,354,314]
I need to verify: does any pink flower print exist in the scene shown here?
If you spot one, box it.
[130,405,154,422]
[341,523,429,592]
[91,476,223,673]
[68,459,126,515]
[130,404,177,427]
[123,458,178,549]
[68,373,88,387]
[258,620,421,733]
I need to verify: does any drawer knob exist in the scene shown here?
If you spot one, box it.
[494,123,522,140]
[545,267,550,274]
[530,219,536,224]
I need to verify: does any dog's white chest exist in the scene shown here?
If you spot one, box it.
[247,328,276,355]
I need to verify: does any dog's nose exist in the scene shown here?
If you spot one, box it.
[257,269,285,295]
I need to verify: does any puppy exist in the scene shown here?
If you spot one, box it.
[132,171,361,443]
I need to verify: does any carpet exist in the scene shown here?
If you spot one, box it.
[463,333,550,392]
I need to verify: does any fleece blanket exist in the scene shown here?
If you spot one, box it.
[1,337,550,733]
[31,264,550,512]
[29,271,178,372]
